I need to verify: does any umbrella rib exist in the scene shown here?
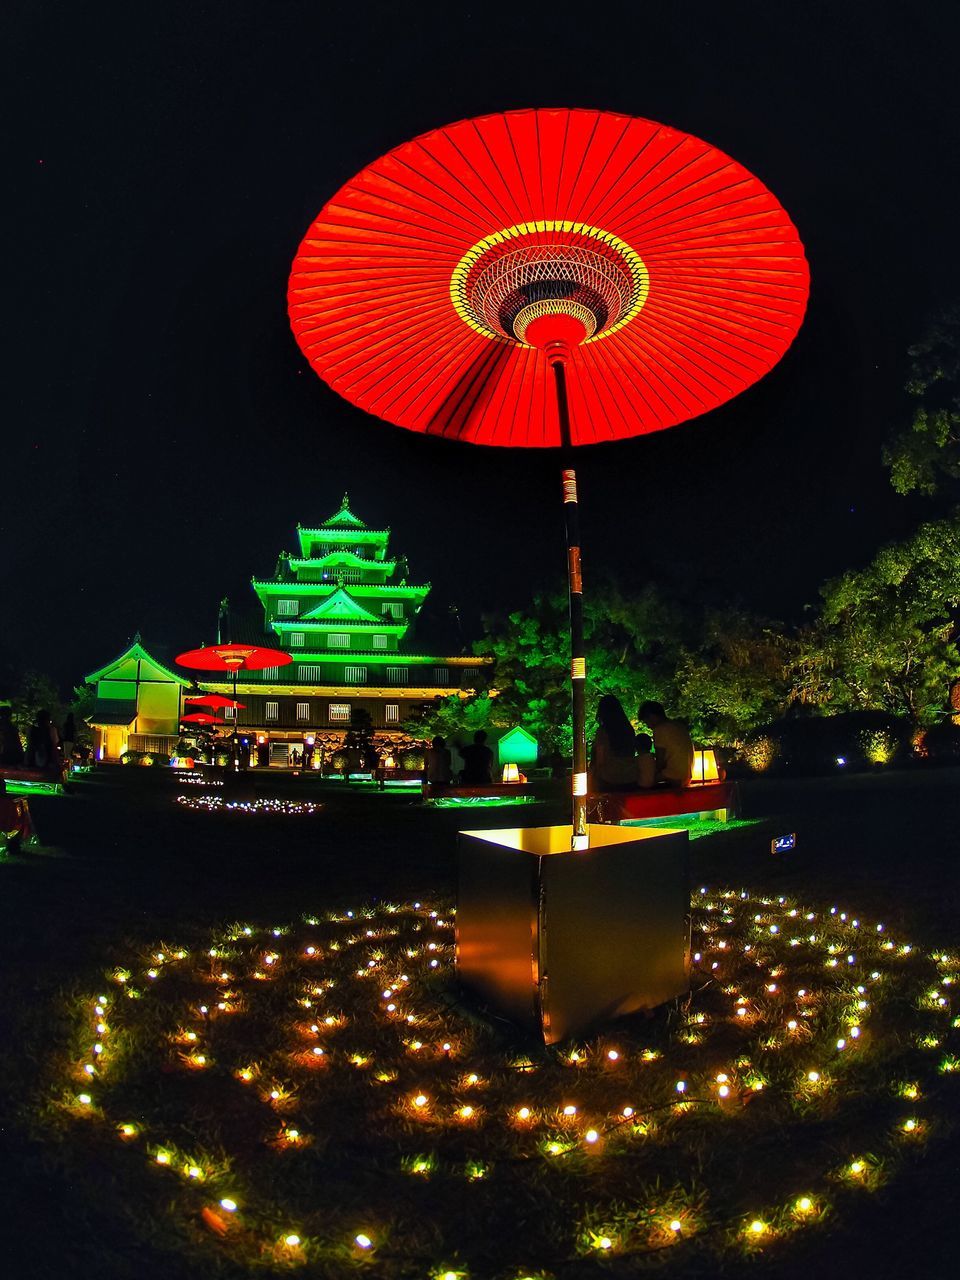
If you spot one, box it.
[570,114,635,225]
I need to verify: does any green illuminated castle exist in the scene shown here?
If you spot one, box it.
[201,494,487,747]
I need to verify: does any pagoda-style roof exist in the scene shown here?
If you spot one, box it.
[296,525,390,557]
[85,639,192,688]
[299,587,380,623]
[296,496,391,558]
[86,699,138,726]
[288,551,397,576]
[320,492,366,528]
[252,579,430,599]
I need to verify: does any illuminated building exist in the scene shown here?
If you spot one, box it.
[197,494,489,759]
[84,637,191,761]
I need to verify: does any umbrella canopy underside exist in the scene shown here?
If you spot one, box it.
[289,108,809,448]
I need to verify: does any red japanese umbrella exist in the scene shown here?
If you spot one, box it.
[180,712,226,726]
[185,694,248,710]
[289,108,809,843]
[176,645,292,738]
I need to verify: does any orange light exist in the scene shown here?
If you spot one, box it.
[691,748,720,783]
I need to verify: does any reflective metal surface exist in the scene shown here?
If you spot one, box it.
[456,824,690,1044]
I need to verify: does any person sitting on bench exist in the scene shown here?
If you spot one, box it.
[637,700,693,787]
[634,732,657,788]
[459,730,493,785]
[590,695,640,791]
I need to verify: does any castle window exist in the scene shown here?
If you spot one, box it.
[328,633,350,648]
[386,667,408,685]
[261,667,280,681]
[296,702,310,721]
[224,706,236,719]
[434,667,450,685]
[385,703,400,723]
[328,703,351,723]
[290,632,305,648]
[277,599,299,616]
[299,665,322,682]
[344,666,367,684]
[372,634,388,649]
[265,701,279,722]
[381,602,403,618]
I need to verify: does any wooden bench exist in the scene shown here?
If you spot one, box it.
[587,780,739,825]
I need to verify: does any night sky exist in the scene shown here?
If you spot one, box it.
[7,2,960,690]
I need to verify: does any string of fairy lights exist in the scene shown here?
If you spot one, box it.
[174,795,321,815]
[61,890,959,1275]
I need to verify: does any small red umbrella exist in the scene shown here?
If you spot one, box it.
[176,644,292,745]
[180,712,226,726]
[185,694,248,710]
[176,645,292,672]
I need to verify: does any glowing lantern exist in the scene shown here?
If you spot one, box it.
[691,748,720,783]
[501,762,520,784]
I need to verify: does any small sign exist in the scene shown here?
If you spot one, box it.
[771,833,796,854]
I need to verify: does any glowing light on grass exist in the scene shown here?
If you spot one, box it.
[54,888,954,1273]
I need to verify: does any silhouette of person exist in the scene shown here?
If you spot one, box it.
[637,700,694,787]
[425,735,452,785]
[459,730,493,784]
[26,709,62,771]
[590,694,638,790]
[0,706,24,766]
[635,732,656,788]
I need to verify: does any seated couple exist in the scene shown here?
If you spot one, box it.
[590,695,694,791]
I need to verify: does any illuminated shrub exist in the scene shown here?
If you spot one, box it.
[741,712,908,776]
[329,751,348,774]
[857,727,898,766]
[741,735,779,773]
[400,749,425,771]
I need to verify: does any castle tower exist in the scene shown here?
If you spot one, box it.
[199,496,488,756]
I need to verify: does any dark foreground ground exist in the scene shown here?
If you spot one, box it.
[1,765,958,1278]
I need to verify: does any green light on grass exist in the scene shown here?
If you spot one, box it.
[3,778,63,796]
[430,795,539,808]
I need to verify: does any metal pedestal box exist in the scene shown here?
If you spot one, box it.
[456,823,690,1044]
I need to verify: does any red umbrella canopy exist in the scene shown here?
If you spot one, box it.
[180,712,226,725]
[175,645,293,672]
[184,694,248,709]
[289,108,809,447]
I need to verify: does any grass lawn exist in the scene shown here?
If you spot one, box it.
[1,765,958,1279]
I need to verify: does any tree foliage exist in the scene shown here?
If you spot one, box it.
[8,669,64,738]
[800,516,960,725]
[672,608,799,742]
[412,586,798,750]
[883,304,960,496]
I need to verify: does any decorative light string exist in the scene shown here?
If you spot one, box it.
[60,888,958,1274]
[175,795,321,815]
